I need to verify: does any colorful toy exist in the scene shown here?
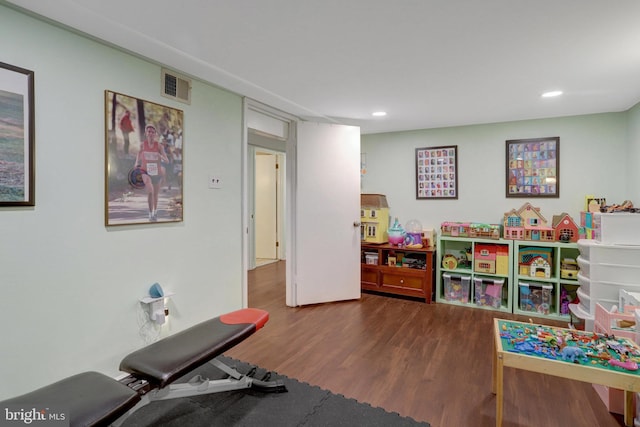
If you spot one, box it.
[440,221,470,237]
[498,320,640,372]
[552,213,580,243]
[360,194,390,244]
[442,273,471,303]
[609,358,638,371]
[560,258,579,279]
[518,246,553,276]
[403,219,423,248]
[474,244,497,274]
[469,223,501,239]
[474,277,504,308]
[519,282,552,314]
[503,202,554,241]
[561,346,586,363]
[442,254,458,269]
[387,217,405,246]
[560,288,572,316]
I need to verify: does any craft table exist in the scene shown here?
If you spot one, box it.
[492,318,640,426]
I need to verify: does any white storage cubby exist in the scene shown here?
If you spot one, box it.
[571,239,640,332]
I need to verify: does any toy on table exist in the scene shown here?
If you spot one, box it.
[498,320,640,371]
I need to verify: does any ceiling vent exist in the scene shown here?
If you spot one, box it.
[161,68,192,104]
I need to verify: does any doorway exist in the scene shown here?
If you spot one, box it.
[242,99,361,308]
[253,148,284,267]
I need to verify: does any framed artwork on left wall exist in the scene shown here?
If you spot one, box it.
[0,62,35,206]
[105,90,184,226]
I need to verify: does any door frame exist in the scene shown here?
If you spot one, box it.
[242,98,297,307]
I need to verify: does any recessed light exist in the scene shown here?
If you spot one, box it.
[541,91,563,98]
[372,111,387,117]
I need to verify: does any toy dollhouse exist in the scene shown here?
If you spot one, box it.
[518,246,553,276]
[441,221,470,237]
[469,223,501,239]
[474,244,497,274]
[503,202,554,241]
[552,213,580,243]
[360,194,390,244]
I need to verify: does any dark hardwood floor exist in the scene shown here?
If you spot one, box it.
[224,261,627,427]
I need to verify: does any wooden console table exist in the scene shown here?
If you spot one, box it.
[493,319,640,426]
[361,243,435,302]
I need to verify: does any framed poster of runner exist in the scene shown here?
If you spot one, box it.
[415,145,458,200]
[506,137,559,198]
[105,90,184,225]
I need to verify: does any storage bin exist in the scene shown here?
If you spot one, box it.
[620,289,640,308]
[578,239,640,264]
[577,286,618,318]
[442,273,471,303]
[364,252,378,265]
[593,212,640,245]
[474,277,504,308]
[577,272,591,294]
[569,303,594,331]
[519,282,553,315]
[576,255,640,285]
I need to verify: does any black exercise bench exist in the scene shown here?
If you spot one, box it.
[0,308,286,426]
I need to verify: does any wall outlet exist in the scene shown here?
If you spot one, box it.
[209,175,223,189]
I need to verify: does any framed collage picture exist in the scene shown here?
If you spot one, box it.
[506,137,559,198]
[416,145,458,199]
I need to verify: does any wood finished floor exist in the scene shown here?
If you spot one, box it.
[224,261,627,427]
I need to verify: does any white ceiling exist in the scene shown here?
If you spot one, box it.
[6,0,640,134]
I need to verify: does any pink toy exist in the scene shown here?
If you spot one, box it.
[609,359,639,371]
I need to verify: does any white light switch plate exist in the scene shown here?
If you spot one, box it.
[209,175,223,189]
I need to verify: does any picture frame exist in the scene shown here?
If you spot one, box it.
[416,145,458,199]
[0,62,35,206]
[506,137,559,198]
[105,90,184,226]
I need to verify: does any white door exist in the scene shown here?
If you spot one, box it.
[255,152,277,260]
[288,121,361,306]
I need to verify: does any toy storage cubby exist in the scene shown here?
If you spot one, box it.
[512,240,580,321]
[436,236,513,313]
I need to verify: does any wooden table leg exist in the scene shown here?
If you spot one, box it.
[624,390,634,427]
[496,355,504,427]
[492,338,496,393]
[493,337,504,426]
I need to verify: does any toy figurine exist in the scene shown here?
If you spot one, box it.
[388,217,405,246]
[561,346,585,363]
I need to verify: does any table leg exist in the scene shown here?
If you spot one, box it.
[496,356,503,426]
[493,340,504,426]
[492,339,496,393]
[624,390,634,427]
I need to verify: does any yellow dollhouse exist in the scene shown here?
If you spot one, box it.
[360,194,390,244]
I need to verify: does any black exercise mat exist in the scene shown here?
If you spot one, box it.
[123,355,430,426]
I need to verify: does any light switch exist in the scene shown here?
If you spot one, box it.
[209,175,223,189]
